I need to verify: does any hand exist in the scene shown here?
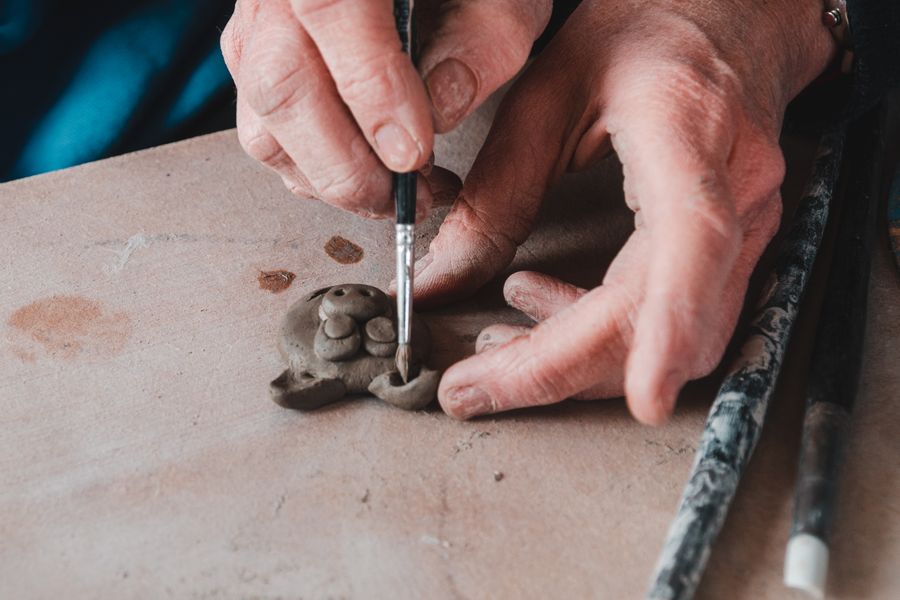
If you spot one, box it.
[418,0,837,423]
[220,0,552,219]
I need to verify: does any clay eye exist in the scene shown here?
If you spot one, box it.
[361,289,373,297]
[324,314,356,339]
[365,316,396,343]
[333,289,346,297]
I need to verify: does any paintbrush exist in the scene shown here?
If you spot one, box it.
[647,126,846,600]
[393,0,416,383]
[784,106,884,599]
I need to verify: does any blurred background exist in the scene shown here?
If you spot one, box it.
[1,0,236,182]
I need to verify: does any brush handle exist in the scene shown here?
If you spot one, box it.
[647,128,846,600]
[393,0,417,225]
[783,102,885,600]
[394,172,416,225]
[790,105,883,544]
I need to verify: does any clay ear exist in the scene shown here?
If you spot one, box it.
[305,286,332,302]
[270,369,346,410]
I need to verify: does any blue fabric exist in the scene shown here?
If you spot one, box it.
[0,0,234,181]
[0,0,42,52]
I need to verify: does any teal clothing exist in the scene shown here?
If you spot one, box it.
[1,0,234,181]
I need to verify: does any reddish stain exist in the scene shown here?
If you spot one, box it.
[10,347,37,363]
[7,295,131,360]
[258,270,296,293]
[324,236,364,264]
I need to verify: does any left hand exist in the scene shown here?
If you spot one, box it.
[415,0,837,423]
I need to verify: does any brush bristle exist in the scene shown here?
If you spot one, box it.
[395,343,412,383]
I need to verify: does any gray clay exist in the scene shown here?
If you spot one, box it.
[271,284,439,411]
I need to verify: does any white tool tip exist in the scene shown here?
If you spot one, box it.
[784,533,829,598]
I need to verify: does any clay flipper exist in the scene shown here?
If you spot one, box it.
[270,369,347,410]
[368,368,441,411]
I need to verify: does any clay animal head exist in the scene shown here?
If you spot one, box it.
[271,284,439,411]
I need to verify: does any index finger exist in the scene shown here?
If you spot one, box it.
[292,0,433,172]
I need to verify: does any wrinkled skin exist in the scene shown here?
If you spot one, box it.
[223,0,836,424]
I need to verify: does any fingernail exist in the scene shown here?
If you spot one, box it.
[374,122,420,171]
[419,152,435,176]
[413,252,434,276]
[475,331,497,354]
[445,385,492,419]
[425,58,477,128]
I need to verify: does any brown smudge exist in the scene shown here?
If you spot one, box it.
[10,346,37,363]
[258,270,296,294]
[7,295,131,360]
[324,236,364,264]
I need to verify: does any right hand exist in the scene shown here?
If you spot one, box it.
[220,0,552,219]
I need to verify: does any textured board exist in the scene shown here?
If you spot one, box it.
[0,103,897,599]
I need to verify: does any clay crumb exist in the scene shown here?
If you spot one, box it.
[493,471,504,482]
[360,489,370,503]
[454,430,491,454]
[274,494,287,515]
[258,270,295,293]
[420,535,451,549]
[324,235,364,264]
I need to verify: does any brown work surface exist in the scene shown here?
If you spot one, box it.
[1,108,898,599]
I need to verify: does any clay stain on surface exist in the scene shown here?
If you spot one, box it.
[324,236,364,264]
[258,270,296,293]
[7,295,132,360]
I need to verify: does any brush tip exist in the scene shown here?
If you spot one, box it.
[395,343,412,383]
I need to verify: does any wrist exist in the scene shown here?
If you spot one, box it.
[767,0,840,99]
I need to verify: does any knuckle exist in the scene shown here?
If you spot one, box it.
[220,20,241,74]
[238,126,283,167]
[518,350,568,402]
[484,6,536,65]
[753,142,787,197]
[441,10,533,88]
[335,55,403,111]
[242,55,314,118]
[314,162,378,210]
[280,174,310,198]
[618,61,740,157]
[448,194,523,259]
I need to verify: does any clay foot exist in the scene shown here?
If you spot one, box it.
[368,367,441,410]
[270,369,347,410]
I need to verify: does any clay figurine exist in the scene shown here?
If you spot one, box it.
[271,284,440,411]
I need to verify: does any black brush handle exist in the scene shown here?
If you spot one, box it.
[393,0,416,225]
[791,105,884,543]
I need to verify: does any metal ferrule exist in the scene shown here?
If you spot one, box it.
[395,223,415,345]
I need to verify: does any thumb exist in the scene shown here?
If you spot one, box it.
[418,0,551,132]
[411,59,574,307]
